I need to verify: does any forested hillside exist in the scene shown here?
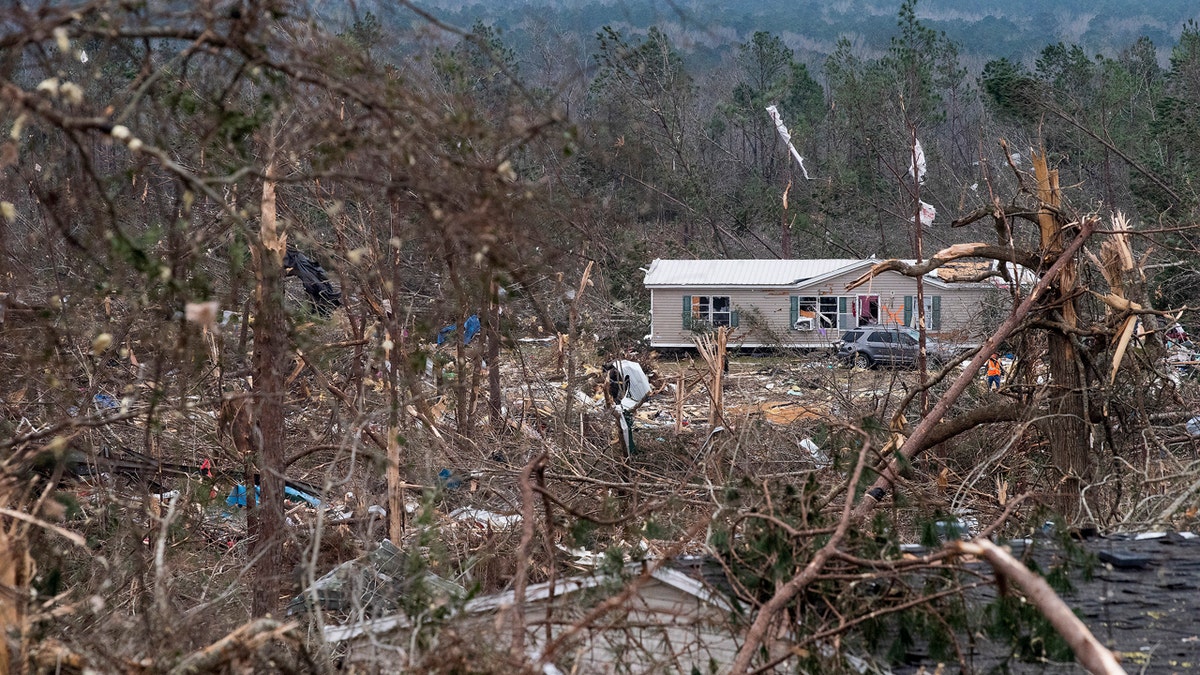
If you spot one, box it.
[356,0,1200,314]
[378,0,1199,68]
[4,0,1200,673]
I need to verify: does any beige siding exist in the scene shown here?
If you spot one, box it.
[650,287,795,348]
[649,270,1007,348]
[931,284,999,341]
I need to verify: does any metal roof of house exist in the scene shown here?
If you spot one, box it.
[643,259,866,287]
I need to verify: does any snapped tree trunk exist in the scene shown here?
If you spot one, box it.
[251,162,288,617]
[1033,151,1090,520]
[487,282,503,433]
[0,513,31,675]
[780,177,792,258]
[387,376,404,543]
[1046,330,1089,517]
[851,216,1097,519]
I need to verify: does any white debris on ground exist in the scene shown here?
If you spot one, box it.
[799,438,830,468]
[449,507,522,530]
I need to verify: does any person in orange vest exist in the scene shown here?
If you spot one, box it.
[986,352,1004,392]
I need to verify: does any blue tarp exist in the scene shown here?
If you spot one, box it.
[94,393,119,409]
[226,484,321,508]
[437,468,462,489]
[436,314,481,345]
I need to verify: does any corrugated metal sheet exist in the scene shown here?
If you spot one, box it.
[643,259,864,287]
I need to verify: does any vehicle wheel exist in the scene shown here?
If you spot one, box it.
[853,352,874,369]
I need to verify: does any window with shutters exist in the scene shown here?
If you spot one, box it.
[792,296,816,330]
[690,295,733,327]
[902,295,943,330]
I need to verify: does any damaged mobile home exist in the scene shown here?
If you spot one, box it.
[643,258,1006,348]
[322,559,749,674]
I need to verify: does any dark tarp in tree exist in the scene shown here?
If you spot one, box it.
[283,247,342,316]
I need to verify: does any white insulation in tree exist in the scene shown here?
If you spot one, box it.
[765,105,812,179]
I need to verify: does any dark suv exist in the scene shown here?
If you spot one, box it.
[836,327,953,369]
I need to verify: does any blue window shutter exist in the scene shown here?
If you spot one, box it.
[931,296,942,330]
[789,296,798,329]
[682,295,692,327]
[904,296,913,326]
[730,310,739,327]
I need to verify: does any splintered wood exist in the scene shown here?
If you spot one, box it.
[0,511,30,675]
[692,327,727,427]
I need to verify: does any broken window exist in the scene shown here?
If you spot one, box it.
[686,295,734,328]
[792,296,815,330]
[857,295,879,326]
[791,296,838,330]
[819,297,838,329]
